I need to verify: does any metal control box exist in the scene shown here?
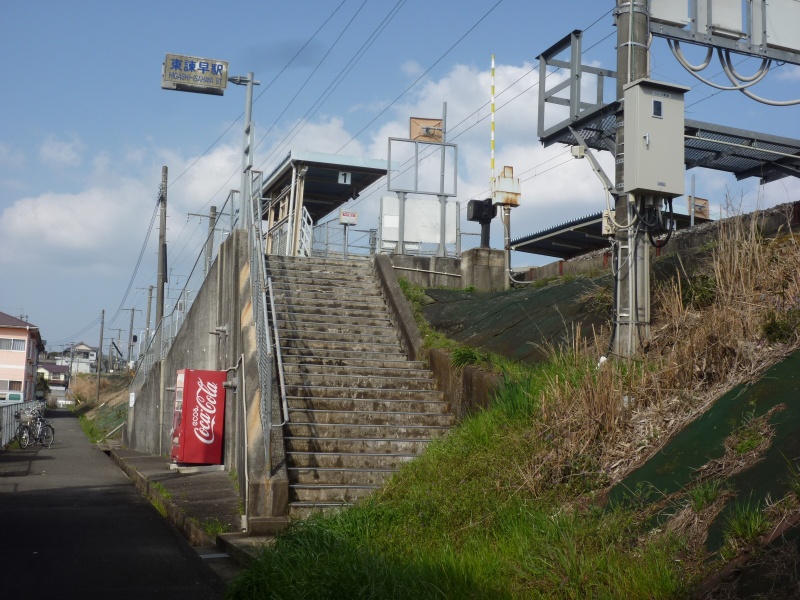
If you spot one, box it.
[623,79,689,198]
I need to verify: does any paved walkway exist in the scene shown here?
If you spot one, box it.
[0,409,227,599]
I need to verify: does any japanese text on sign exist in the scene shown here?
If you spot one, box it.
[162,53,228,93]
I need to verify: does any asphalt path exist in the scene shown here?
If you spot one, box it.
[0,409,225,599]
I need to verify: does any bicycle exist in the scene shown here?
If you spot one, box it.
[15,409,55,449]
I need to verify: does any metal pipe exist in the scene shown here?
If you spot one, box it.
[391,266,462,277]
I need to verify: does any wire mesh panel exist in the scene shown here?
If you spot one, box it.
[132,193,232,384]
[312,220,376,259]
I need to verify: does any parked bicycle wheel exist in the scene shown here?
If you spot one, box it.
[41,425,55,448]
[18,426,30,449]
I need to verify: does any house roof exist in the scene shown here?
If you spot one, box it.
[39,364,70,374]
[0,311,45,351]
[0,311,34,328]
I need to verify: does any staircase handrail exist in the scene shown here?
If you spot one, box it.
[266,276,289,423]
[298,206,313,257]
[249,170,278,475]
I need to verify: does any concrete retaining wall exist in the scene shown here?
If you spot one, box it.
[373,254,501,420]
[125,230,288,523]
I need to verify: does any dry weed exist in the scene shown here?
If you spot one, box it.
[518,209,800,495]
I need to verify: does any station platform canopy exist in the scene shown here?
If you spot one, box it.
[511,210,710,260]
[540,102,800,185]
[259,150,387,223]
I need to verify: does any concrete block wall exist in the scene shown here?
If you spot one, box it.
[125,230,287,523]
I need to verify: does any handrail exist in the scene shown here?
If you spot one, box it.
[249,170,277,476]
[266,276,289,424]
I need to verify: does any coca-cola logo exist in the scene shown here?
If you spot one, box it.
[192,377,219,445]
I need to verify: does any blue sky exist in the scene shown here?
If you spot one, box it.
[2,0,799,351]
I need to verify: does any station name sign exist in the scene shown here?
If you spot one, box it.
[161,53,228,96]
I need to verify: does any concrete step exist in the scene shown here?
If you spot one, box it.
[285,387,445,401]
[273,312,393,328]
[287,408,454,427]
[269,277,381,293]
[288,502,351,519]
[288,483,382,504]
[282,357,428,371]
[286,396,450,414]
[266,257,372,274]
[280,347,409,363]
[286,450,418,470]
[271,304,392,321]
[270,295,387,311]
[279,338,404,354]
[283,362,434,378]
[275,320,399,337]
[270,288,384,304]
[288,466,397,486]
[284,436,435,454]
[285,422,450,440]
[283,373,436,390]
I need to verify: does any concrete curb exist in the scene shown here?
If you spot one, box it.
[110,449,217,547]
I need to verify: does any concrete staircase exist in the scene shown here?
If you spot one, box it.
[264,255,453,518]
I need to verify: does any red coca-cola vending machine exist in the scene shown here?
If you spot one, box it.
[171,369,227,465]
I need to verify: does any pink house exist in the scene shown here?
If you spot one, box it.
[0,311,45,403]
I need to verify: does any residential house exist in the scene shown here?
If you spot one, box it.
[38,363,70,388]
[0,311,45,403]
[56,342,98,375]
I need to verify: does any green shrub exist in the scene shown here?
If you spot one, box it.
[762,309,800,343]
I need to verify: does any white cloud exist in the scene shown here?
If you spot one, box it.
[401,60,423,78]
[38,134,85,168]
[776,64,800,82]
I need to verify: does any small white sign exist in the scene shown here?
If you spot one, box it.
[338,171,352,185]
[129,392,136,407]
[339,209,358,226]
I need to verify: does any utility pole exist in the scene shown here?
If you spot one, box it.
[126,307,138,364]
[139,285,154,348]
[230,73,260,228]
[156,166,168,343]
[96,309,104,404]
[188,205,218,276]
[613,0,650,357]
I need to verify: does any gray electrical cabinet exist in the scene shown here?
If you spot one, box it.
[623,79,689,198]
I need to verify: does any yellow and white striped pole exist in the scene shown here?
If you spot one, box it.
[491,54,496,191]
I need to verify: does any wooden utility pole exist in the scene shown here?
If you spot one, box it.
[156,167,168,339]
[96,309,104,404]
[613,0,650,357]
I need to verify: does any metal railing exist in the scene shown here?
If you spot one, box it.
[312,218,482,259]
[249,171,279,474]
[1,400,37,448]
[266,277,288,423]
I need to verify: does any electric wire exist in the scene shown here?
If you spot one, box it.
[336,0,507,154]
[255,0,406,171]
[160,2,353,271]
